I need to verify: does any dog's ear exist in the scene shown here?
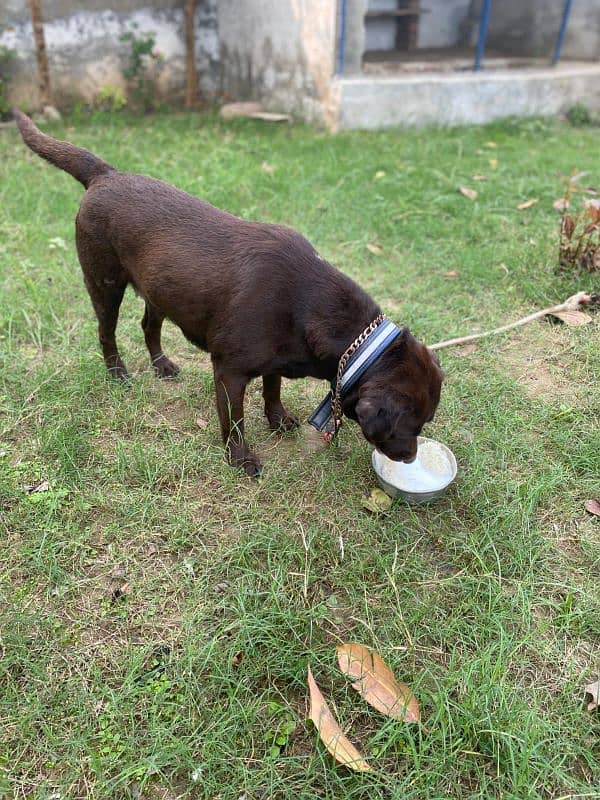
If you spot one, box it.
[356,395,410,441]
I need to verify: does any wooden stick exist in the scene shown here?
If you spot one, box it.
[429,291,593,351]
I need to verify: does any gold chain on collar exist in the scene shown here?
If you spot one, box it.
[327,314,385,441]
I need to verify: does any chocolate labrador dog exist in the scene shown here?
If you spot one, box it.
[14,110,442,476]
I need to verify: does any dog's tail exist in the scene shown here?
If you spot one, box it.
[13,109,114,189]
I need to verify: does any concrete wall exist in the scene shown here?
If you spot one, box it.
[217,0,338,126]
[471,0,600,61]
[0,0,219,109]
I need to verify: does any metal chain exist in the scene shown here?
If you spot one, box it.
[328,314,385,440]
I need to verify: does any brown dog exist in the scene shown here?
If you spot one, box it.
[14,110,443,476]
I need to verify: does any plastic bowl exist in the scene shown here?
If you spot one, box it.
[371,437,457,504]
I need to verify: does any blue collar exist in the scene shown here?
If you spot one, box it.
[308,318,402,433]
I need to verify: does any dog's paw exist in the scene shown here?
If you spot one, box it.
[153,356,181,379]
[267,408,300,433]
[230,448,262,478]
[108,365,130,383]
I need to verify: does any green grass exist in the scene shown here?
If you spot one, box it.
[1,111,599,800]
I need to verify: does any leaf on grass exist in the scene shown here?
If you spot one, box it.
[548,310,593,326]
[553,197,570,212]
[374,170,386,180]
[489,158,498,170]
[585,680,600,712]
[456,344,478,356]
[459,187,478,201]
[366,242,383,255]
[517,198,539,210]
[362,488,392,513]
[307,666,372,772]
[232,651,244,667]
[111,581,131,602]
[337,643,420,723]
[585,499,600,517]
[195,417,208,430]
[444,270,459,279]
[261,161,275,174]
[472,174,488,181]
[485,141,498,149]
[24,479,49,494]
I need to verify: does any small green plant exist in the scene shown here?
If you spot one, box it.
[566,102,597,127]
[264,701,297,759]
[94,83,127,112]
[0,43,16,118]
[120,26,163,111]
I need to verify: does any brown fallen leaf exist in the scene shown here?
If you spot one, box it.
[232,651,244,667]
[456,344,478,356]
[444,270,459,279]
[366,243,383,255]
[548,310,593,326]
[489,158,498,170]
[517,198,539,210]
[337,643,420,724]
[195,417,208,430]
[585,680,600,712]
[585,499,600,517]
[553,197,570,211]
[111,581,131,602]
[307,666,372,772]
[24,479,49,494]
[459,187,478,201]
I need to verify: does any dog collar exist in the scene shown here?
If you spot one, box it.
[308,317,402,437]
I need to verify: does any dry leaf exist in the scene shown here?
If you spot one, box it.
[485,141,498,149]
[337,643,420,724]
[307,666,372,772]
[553,197,570,211]
[456,344,478,356]
[585,499,600,517]
[24,479,49,494]
[444,270,459,279]
[366,243,383,255]
[261,161,275,174]
[548,310,593,326]
[195,417,208,430]
[374,170,386,180]
[459,187,478,201]
[585,680,600,712]
[489,158,498,170]
[232,651,244,667]
[517,198,539,210]
[472,174,488,181]
[111,581,131,602]
[362,488,392,513]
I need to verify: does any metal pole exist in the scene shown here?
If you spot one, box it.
[474,0,492,72]
[338,0,347,75]
[552,0,573,66]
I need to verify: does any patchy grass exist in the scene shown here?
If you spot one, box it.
[1,112,599,800]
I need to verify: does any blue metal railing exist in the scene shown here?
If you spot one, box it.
[338,0,347,74]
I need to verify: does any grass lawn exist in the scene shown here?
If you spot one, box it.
[1,111,599,800]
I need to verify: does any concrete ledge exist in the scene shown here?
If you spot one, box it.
[335,63,600,129]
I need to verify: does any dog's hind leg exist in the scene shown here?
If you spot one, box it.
[76,230,129,381]
[262,375,300,432]
[141,303,180,378]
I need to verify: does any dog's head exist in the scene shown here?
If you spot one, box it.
[345,328,443,463]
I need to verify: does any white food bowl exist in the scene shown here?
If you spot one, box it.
[371,437,457,504]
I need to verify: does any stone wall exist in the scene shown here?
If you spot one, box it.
[0,0,219,109]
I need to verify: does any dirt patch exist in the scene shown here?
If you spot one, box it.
[498,325,586,402]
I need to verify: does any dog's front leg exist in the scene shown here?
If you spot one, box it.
[212,362,261,477]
